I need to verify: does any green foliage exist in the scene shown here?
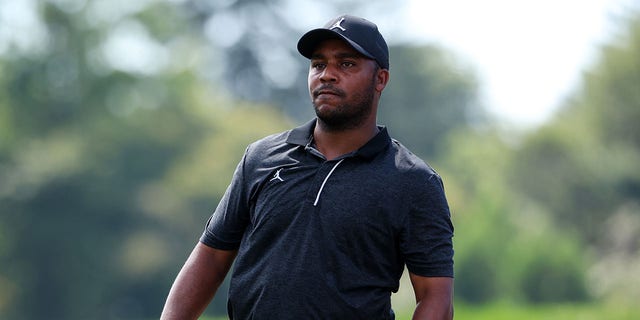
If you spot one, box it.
[438,128,591,305]
[512,9,640,244]
[507,121,616,242]
[379,45,482,158]
[582,14,640,148]
[0,73,290,319]
[504,7,640,304]
[0,1,291,319]
[451,302,640,320]
[510,227,589,303]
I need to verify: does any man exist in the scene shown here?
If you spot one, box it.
[161,15,454,320]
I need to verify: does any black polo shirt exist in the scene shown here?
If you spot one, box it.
[201,119,454,320]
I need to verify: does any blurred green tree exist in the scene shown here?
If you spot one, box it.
[439,7,640,306]
[509,10,640,247]
[0,1,291,319]
[380,45,482,158]
[439,128,590,304]
[507,8,640,303]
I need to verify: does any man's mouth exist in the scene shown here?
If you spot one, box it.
[313,87,344,99]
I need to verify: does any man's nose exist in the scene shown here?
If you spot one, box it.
[319,65,338,83]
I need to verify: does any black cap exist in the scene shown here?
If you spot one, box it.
[297,15,389,70]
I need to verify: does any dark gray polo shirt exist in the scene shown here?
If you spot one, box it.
[201,119,454,320]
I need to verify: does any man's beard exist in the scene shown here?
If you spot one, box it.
[312,79,376,132]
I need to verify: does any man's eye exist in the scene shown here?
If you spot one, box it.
[312,63,326,70]
[341,62,355,68]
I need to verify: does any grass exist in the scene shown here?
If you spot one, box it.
[203,302,639,320]
[393,302,640,320]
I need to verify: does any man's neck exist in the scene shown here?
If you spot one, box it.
[312,119,379,161]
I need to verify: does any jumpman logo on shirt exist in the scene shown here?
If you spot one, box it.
[270,168,284,182]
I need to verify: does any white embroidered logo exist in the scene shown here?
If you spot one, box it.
[270,168,284,182]
[330,17,346,32]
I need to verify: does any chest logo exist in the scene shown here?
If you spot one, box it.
[270,168,284,182]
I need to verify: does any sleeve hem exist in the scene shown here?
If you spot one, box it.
[406,264,454,278]
[199,230,241,251]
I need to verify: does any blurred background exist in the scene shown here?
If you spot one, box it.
[1,0,639,319]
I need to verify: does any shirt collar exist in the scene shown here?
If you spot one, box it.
[286,119,391,160]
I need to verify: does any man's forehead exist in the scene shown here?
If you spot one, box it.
[310,38,365,59]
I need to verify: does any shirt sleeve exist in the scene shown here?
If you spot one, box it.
[401,173,455,278]
[200,148,252,250]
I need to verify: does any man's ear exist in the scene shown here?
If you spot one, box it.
[375,68,390,93]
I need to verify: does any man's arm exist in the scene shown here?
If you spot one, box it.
[160,242,237,320]
[409,273,454,320]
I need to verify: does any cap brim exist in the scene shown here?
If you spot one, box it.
[297,28,375,61]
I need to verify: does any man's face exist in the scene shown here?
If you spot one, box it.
[308,38,379,131]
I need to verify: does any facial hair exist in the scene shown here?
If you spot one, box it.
[312,76,376,132]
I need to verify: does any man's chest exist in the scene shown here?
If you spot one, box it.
[248,161,404,242]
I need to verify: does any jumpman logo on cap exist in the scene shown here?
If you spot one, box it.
[330,17,346,31]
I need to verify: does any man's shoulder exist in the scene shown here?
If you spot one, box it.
[246,120,313,155]
[243,130,292,162]
[388,139,438,176]
[252,130,291,148]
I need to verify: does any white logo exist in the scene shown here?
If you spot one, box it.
[330,17,346,32]
[270,168,284,182]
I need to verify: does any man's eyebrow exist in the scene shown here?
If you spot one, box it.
[310,52,325,60]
